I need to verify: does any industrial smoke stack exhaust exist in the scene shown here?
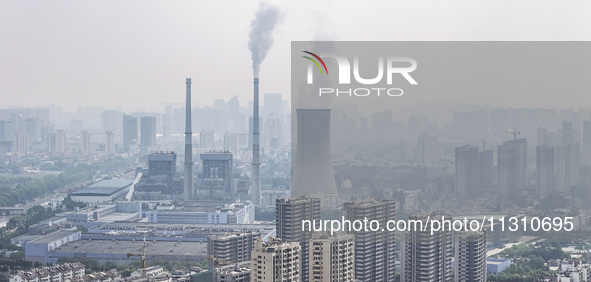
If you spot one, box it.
[184,78,194,201]
[292,109,338,199]
[252,78,261,206]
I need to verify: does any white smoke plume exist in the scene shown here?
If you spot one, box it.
[248,1,282,77]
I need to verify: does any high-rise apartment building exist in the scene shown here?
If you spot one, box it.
[536,145,555,199]
[455,146,479,199]
[478,149,494,192]
[309,233,355,282]
[251,237,301,282]
[12,132,28,153]
[47,130,65,153]
[81,130,90,153]
[122,114,138,152]
[0,120,12,142]
[200,129,215,148]
[401,214,453,282]
[105,131,115,153]
[56,130,66,153]
[276,197,321,282]
[207,232,257,270]
[497,138,527,200]
[454,231,487,282]
[417,132,438,164]
[344,198,396,282]
[140,116,157,147]
[556,143,580,194]
[224,131,238,153]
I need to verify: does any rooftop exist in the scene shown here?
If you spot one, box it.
[51,239,207,258]
[200,152,232,161]
[29,231,79,244]
[71,180,133,196]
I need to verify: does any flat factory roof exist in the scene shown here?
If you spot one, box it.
[52,239,207,258]
[28,231,79,244]
[71,180,133,196]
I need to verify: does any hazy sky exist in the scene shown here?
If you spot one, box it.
[1,0,590,112]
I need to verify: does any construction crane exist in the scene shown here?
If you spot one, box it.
[126,236,148,278]
[507,128,520,140]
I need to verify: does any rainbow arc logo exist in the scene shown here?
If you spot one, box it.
[302,51,328,75]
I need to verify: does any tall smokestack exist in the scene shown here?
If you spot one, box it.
[184,78,194,201]
[292,109,338,208]
[252,78,261,206]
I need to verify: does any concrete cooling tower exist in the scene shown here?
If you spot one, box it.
[292,109,339,208]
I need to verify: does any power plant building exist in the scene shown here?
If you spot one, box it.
[197,152,234,201]
[133,152,183,201]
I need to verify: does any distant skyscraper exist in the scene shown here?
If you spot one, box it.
[47,133,57,152]
[12,132,28,153]
[237,133,248,150]
[455,145,479,199]
[401,214,453,282]
[265,115,281,149]
[536,145,555,199]
[399,139,413,162]
[25,118,39,144]
[344,199,396,282]
[264,93,282,118]
[538,127,558,147]
[105,131,115,153]
[478,149,494,192]
[56,130,66,153]
[583,121,591,165]
[0,120,12,142]
[454,231,487,282]
[276,197,321,282]
[561,120,574,145]
[556,143,580,194]
[497,138,527,200]
[81,130,90,153]
[200,129,214,148]
[140,116,157,147]
[223,131,238,153]
[47,130,65,153]
[417,132,438,164]
[101,109,123,133]
[309,233,355,282]
[407,114,422,139]
[122,114,138,152]
[251,237,301,282]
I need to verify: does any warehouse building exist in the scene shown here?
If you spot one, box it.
[70,179,134,203]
